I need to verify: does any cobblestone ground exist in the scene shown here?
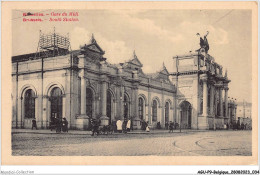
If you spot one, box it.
[12,130,251,156]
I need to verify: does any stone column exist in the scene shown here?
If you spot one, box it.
[100,79,109,125]
[35,96,39,123]
[76,70,89,130]
[148,86,151,124]
[62,96,67,124]
[80,76,86,115]
[133,86,140,129]
[210,84,215,116]
[17,97,23,128]
[161,81,165,126]
[101,81,107,116]
[42,96,48,128]
[202,79,208,116]
[215,88,218,116]
[219,87,223,117]
[120,85,124,120]
[198,75,209,130]
[224,87,229,118]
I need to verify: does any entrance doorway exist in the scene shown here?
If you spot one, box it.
[180,101,192,129]
[50,87,63,123]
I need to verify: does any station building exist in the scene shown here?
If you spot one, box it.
[12,32,176,130]
[11,31,236,130]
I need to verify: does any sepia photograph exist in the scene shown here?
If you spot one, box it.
[1,1,258,169]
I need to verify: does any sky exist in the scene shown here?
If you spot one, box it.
[12,9,252,103]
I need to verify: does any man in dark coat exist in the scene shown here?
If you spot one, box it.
[91,119,99,136]
[169,121,174,133]
[62,118,68,132]
[55,117,62,133]
[165,122,169,130]
[32,118,37,130]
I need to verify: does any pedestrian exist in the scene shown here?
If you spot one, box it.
[165,121,169,130]
[141,120,145,131]
[55,117,62,133]
[241,122,244,130]
[157,122,161,129]
[146,124,150,132]
[145,121,149,132]
[174,122,179,130]
[112,120,117,133]
[127,119,131,132]
[62,118,68,132]
[91,119,99,136]
[32,118,37,130]
[123,118,128,133]
[116,119,122,133]
[169,121,174,133]
[131,119,134,131]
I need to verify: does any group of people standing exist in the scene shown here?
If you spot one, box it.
[50,117,68,133]
[90,118,133,136]
[141,120,150,132]
[116,119,132,133]
[225,121,251,130]
[141,120,179,132]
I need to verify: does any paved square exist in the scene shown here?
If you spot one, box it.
[12,130,251,156]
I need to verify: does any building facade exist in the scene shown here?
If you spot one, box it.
[12,34,176,130]
[236,101,252,129]
[12,31,237,130]
[171,48,236,130]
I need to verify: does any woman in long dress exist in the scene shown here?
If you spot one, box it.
[145,121,150,132]
[127,119,131,132]
[116,120,122,133]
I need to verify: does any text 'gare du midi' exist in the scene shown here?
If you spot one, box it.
[12,30,238,131]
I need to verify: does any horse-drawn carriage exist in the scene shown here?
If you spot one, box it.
[91,119,114,136]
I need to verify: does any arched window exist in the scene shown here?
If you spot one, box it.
[24,89,35,118]
[123,94,129,119]
[152,100,157,122]
[165,102,169,123]
[86,88,93,118]
[50,87,63,122]
[138,97,144,120]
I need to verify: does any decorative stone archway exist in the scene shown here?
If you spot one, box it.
[18,85,38,129]
[179,101,192,129]
[43,83,65,128]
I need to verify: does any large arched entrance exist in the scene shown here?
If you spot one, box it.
[106,90,112,124]
[180,101,192,129]
[86,88,93,118]
[24,89,36,119]
[138,97,144,120]
[152,100,158,122]
[50,87,63,123]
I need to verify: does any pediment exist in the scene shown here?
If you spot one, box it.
[160,68,169,75]
[87,43,104,54]
[128,57,143,68]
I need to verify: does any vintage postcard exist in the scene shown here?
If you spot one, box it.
[1,1,258,166]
